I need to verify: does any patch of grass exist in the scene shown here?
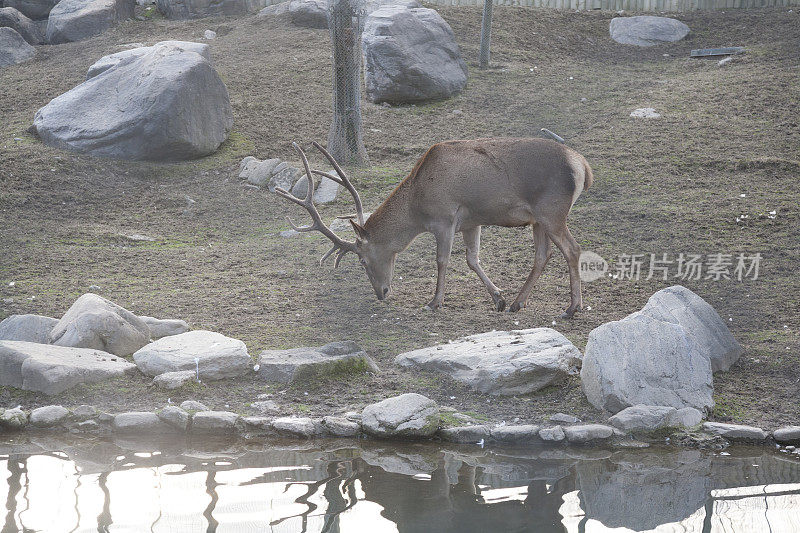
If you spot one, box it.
[712,394,750,421]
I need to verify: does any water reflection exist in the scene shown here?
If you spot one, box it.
[1,435,799,532]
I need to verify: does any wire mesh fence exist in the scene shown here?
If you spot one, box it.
[327,0,369,166]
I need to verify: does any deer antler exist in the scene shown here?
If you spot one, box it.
[311,141,365,226]
[274,142,357,266]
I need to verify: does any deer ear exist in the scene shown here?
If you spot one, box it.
[350,219,369,240]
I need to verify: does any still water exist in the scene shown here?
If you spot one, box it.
[2,434,799,532]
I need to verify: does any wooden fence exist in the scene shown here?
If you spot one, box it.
[424,0,798,10]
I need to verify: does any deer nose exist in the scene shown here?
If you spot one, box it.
[383,287,389,298]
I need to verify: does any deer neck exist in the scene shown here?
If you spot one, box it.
[364,190,420,254]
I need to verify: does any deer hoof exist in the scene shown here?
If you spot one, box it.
[561,306,581,319]
[495,298,506,312]
[509,301,523,313]
[423,301,443,312]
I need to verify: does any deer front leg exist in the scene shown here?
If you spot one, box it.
[463,227,505,311]
[425,226,455,311]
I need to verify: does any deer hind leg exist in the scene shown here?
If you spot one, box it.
[509,223,552,312]
[545,224,583,318]
[463,227,505,311]
[425,225,456,311]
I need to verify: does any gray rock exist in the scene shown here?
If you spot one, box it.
[321,416,360,437]
[46,0,134,44]
[581,313,713,414]
[203,29,215,39]
[291,173,340,204]
[0,7,44,44]
[550,413,580,424]
[30,405,69,427]
[86,41,210,80]
[242,416,273,435]
[157,0,266,19]
[3,0,59,20]
[609,16,690,47]
[639,286,743,372]
[180,400,209,412]
[0,407,27,429]
[268,163,301,193]
[71,404,98,420]
[258,0,327,29]
[539,425,566,442]
[666,407,703,428]
[362,393,439,438]
[257,340,378,383]
[563,424,615,443]
[0,27,34,67]
[133,330,251,380]
[191,411,239,434]
[773,426,800,444]
[0,341,137,395]
[113,412,176,433]
[395,328,581,396]
[152,370,196,390]
[609,405,677,432]
[490,424,540,444]
[0,314,58,343]
[33,41,232,161]
[702,422,768,441]
[158,406,190,431]
[250,400,279,414]
[48,294,151,357]
[439,425,490,444]
[238,157,281,187]
[362,7,467,104]
[272,416,318,438]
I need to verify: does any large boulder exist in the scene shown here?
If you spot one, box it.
[33,41,233,161]
[0,314,58,343]
[394,328,582,396]
[581,313,714,414]
[157,0,267,19]
[133,330,251,380]
[639,285,742,372]
[46,0,134,44]
[0,27,35,67]
[3,0,59,20]
[0,340,137,395]
[48,293,151,357]
[85,40,210,79]
[0,7,44,44]
[361,393,440,438]
[257,340,379,383]
[362,6,467,104]
[609,16,690,47]
[258,0,327,29]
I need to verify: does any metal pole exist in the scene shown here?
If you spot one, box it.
[479,0,493,69]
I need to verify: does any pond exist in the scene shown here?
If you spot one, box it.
[2,434,799,532]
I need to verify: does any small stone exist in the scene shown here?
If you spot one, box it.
[439,425,490,444]
[191,411,239,434]
[490,424,540,444]
[113,412,175,433]
[180,400,209,412]
[0,407,27,429]
[203,29,216,39]
[563,424,615,444]
[609,405,677,431]
[539,425,566,442]
[272,416,318,438]
[773,426,800,444]
[152,370,196,390]
[630,107,661,119]
[158,406,190,431]
[257,341,379,384]
[703,422,768,441]
[71,404,98,420]
[550,413,580,424]
[321,416,360,437]
[30,405,69,427]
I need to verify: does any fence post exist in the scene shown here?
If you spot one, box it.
[479,0,493,68]
[327,0,369,166]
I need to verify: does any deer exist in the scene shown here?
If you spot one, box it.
[274,138,593,317]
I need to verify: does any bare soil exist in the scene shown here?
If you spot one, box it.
[1,7,798,429]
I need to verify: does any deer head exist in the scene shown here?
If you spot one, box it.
[274,142,396,300]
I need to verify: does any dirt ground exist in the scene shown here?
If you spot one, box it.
[1,6,798,429]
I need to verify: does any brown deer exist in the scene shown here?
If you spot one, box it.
[275,138,593,316]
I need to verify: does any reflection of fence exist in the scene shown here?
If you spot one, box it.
[424,0,798,10]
